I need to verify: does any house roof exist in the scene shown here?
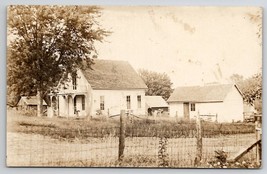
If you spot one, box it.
[145,96,169,108]
[81,59,147,90]
[18,96,47,106]
[167,84,241,103]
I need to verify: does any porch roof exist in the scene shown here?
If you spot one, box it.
[145,96,168,108]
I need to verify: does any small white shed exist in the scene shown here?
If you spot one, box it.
[167,84,244,122]
[17,96,47,110]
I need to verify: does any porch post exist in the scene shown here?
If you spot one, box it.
[47,96,54,118]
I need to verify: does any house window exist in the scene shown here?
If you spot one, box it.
[81,95,85,110]
[72,74,77,90]
[126,95,131,109]
[137,95,141,108]
[191,103,196,111]
[100,96,104,110]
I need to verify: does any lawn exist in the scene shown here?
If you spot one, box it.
[7,131,255,167]
[7,109,255,140]
[6,109,257,167]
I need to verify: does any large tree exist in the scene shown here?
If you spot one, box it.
[7,5,109,116]
[229,73,262,112]
[138,69,173,101]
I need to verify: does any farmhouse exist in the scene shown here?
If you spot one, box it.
[145,96,169,116]
[49,59,147,118]
[17,96,47,110]
[167,84,244,122]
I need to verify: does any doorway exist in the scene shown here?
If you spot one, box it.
[183,102,190,120]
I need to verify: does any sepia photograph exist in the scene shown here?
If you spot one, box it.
[6,5,262,168]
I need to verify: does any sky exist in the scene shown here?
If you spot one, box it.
[95,6,262,87]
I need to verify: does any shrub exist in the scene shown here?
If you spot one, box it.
[158,136,169,167]
[207,150,260,168]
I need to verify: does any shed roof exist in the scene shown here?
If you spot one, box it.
[145,96,169,108]
[82,59,147,90]
[167,84,242,103]
[18,96,47,106]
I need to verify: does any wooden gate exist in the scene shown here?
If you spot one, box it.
[227,115,262,165]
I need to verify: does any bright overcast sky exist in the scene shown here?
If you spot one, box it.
[95,6,262,87]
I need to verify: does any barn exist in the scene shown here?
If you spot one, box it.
[167,84,244,122]
[49,59,147,118]
[145,96,169,116]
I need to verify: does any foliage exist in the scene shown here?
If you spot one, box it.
[8,109,255,141]
[207,150,260,168]
[230,73,262,109]
[240,73,262,105]
[229,74,244,85]
[50,155,158,167]
[7,5,109,114]
[158,137,169,167]
[138,69,173,101]
[7,110,258,168]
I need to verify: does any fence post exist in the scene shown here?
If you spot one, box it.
[118,110,126,161]
[255,115,262,166]
[195,111,202,167]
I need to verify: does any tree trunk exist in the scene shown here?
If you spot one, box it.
[37,90,43,117]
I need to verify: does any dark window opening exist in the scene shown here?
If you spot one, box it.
[72,73,77,90]
[100,96,104,110]
[191,103,196,111]
[137,95,141,108]
[126,95,131,109]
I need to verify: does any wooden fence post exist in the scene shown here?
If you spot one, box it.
[195,111,202,167]
[118,110,126,161]
[255,115,262,166]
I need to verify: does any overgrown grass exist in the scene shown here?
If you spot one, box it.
[7,109,255,141]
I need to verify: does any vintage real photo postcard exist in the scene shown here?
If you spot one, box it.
[6,5,262,168]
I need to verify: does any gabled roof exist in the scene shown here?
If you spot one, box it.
[167,84,241,103]
[18,96,47,106]
[145,96,169,108]
[82,59,147,90]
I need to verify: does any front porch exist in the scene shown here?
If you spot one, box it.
[48,93,89,118]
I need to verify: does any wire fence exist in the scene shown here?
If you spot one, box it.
[7,127,120,167]
[7,122,258,167]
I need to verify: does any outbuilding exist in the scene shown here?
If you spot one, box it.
[167,84,243,122]
[145,96,169,116]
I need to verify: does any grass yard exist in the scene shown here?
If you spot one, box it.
[7,109,255,139]
[7,131,255,167]
[6,109,257,167]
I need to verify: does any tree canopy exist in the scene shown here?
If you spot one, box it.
[138,69,173,101]
[7,5,109,115]
[229,73,262,112]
